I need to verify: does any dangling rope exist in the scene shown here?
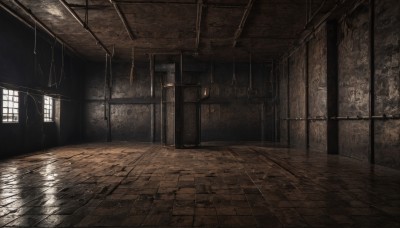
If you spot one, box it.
[34,22,37,79]
[231,58,237,86]
[48,40,56,88]
[34,22,37,55]
[58,43,65,86]
[130,47,135,86]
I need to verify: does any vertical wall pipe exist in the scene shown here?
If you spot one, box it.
[287,58,291,146]
[150,54,155,142]
[368,0,375,164]
[305,42,310,149]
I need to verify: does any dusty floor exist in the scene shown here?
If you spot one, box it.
[0,142,399,227]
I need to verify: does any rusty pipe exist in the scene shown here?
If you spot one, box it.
[59,0,111,56]
[110,0,135,40]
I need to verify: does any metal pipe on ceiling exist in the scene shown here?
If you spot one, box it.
[4,0,81,58]
[58,0,111,56]
[233,0,255,47]
[195,0,203,50]
[305,0,327,27]
[109,0,135,40]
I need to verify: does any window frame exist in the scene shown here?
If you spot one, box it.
[43,95,54,123]
[2,88,19,124]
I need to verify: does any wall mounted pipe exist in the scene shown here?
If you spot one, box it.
[150,54,155,142]
[58,0,111,56]
[368,0,375,164]
[286,58,291,146]
[305,42,310,149]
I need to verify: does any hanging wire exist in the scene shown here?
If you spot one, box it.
[48,41,56,87]
[58,43,65,86]
[130,47,135,86]
[231,58,237,86]
[34,22,37,55]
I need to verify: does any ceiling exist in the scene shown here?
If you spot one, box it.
[1,0,337,62]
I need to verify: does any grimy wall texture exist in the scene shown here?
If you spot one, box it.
[0,10,83,157]
[279,0,400,169]
[83,60,275,143]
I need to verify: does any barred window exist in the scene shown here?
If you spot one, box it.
[2,89,19,123]
[43,95,54,122]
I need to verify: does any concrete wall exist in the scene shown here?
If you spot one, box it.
[308,26,328,152]
[279,0,400,169]
[0,10,83,158]
[374,0,400,168]
[288,47,307,148]
[83,61,275,143]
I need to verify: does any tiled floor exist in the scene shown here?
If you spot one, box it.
[0,142,399,227]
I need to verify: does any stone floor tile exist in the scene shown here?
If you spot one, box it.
[169,215,193,227]
[0,142,399,227]
[5,214,47,227]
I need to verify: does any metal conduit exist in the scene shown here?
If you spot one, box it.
[58,0,111,56]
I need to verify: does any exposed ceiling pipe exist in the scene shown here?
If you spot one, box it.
[58,0,111,56]
[3,0,81,58]
[232,0,255,47]
[305,0,327,28]
[109,0,135,40]
[195,0,203,50]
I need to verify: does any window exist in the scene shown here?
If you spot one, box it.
[43,95,54,122]
[2,89,19,123]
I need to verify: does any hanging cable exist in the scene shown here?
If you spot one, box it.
[231,58,237,86]
[130,47,135,86]
[48,40,56,88]
[58,43,65,86]
[34,22,37,55]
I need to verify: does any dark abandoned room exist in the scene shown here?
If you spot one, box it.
[0,0,399,227]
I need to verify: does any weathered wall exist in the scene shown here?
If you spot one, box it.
[199,63,274,141]
[279,1,400,169]
[308,26,328,152]
[288,47,307,148]
[279,60,289,145]
[84,62,160,142]
[337,5,370,161]
[374,0,400,168]
[84,61,275,142]
[0,10,83,158]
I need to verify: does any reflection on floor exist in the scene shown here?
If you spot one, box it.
[0,142,399,227]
